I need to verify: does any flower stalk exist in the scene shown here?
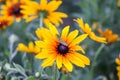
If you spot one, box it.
[39,13,44,28]
[53,63,58,80]
[90,43,105,79]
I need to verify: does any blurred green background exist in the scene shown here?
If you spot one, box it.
[0,0,120,80]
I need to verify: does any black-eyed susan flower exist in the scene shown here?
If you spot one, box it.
[115,55,120,80]
[74,18,107,43]
[35,24,90,72]
[0,16,13,29]
[98,28,119,44]
[21,0,68,26]
[1,0,33,22]
[17,42,40,54]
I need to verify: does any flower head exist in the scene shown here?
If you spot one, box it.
[74,18,107,43]
[17,42,40,54]
[1,0,33,22]
[21,0,68,26]
[35,24,90,72]
[115,55,120,80]
[0,16,13,29]
[98,28,119,44]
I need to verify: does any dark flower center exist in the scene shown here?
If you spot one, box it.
[13,7,21,15]
[57,43,69,55]
[9,3,23,17]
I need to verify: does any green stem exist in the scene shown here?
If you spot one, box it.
[53,63,58,80]
[90,44,105,79]
[39,13,44,28]
[39,65,43,76]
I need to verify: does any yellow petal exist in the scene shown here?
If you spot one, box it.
[40,0,47,10]
[41,54,56,68]
[28,42,34,50]
[117,0,120,7]
[53,12,68,18]
[74,18,85,31]
[69,34,88,47]
[44,18,51,27]
[67,53,85,68]
[89,32,107,43]
[48,23,60,36]
[17,43,28,52]
[61,26,70,41]
[84,23,92,34]
[47,15,60,26]
[35,40,44,48]
[35,50,50,59]
[117,66,120,71]
[13,0,18,3]
[35,28,44,40]
[46,1,62,11]
[63,56,73,72]
[56,54,62,69]
[66,30,78,44]
[70,46,85,54]
[73,52,90,65]
[116,58,120,65]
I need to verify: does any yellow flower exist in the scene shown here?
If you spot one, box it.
[35,24,90,72]
[21,0,68,26]
[0,16,13,29]
[1,0,33,22]
[98,28,119,44]
[116,55,120,80]
[17,42,40,54]
[74,18,107,43]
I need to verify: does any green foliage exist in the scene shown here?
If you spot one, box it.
[0,0,120,80]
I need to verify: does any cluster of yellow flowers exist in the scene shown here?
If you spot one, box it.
[0,0,119,74]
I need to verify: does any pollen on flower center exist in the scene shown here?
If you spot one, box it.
[57,43,69,55]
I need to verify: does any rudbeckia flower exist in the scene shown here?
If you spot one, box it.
[0,16,13,29]
[98,28,119,44]
[1,0,34,22]
[21,0,68,26]
[74,18,107,43]
[17,42,40,54]
[115,55,120,80]
[35,24,90,72]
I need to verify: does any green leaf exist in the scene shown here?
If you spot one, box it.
[13,63,25,73]
[5,49,10,58]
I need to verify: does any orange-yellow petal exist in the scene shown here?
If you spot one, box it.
[41,54,56,68]
[61,26,70,41]
[56,54,62,69]
[69,34,88,47]
[63,56,73,72]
